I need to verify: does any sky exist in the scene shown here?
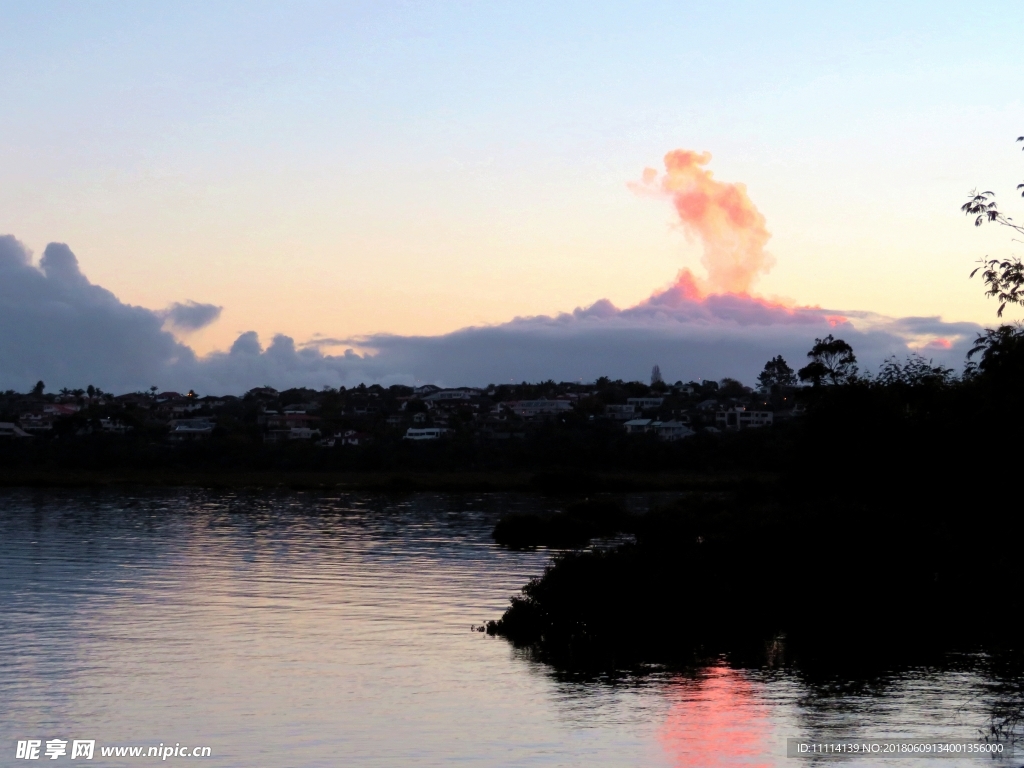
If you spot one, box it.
[1,1,1023,392]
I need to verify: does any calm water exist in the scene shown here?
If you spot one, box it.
[0,490,1018,767]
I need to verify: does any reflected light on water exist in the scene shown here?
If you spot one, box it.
[659,665,775,768]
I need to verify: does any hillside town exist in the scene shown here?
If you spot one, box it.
[0,365,795,447]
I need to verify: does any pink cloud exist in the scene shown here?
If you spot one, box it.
[631,149,773,297]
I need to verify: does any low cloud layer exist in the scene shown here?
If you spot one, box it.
[0,149,985,394]
[0,231,980,394]
[350,292,977,387]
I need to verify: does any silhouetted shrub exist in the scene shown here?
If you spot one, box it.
[492,499,632,549]
[492,513,549,549]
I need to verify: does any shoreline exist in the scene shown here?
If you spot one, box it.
[0,469,771,493]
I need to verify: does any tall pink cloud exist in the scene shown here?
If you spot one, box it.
[632,150,774,296]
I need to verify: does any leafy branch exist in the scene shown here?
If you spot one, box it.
[968,258,1024,317]
[963,136,1024,317]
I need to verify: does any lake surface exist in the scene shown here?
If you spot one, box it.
[0,489,1019,767]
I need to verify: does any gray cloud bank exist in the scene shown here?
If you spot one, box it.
[0,235,982,394]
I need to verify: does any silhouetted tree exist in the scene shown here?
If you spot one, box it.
[875,354,955,387]
[962,136,1024,317]
[757,355,796,390]
[961,135,1024,393]
[965,324,1024,380]
[650,365,663,386]
[405,398,428,414]
[31,380,45,397]
[798,335,857,385]
[718,378,746,398]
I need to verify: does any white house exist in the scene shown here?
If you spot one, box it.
[404,427,450,440]
[18,413,54,432]
[169,418,215,440]
[99,418,132,434]
[623,418,653,434]
[715,407,774,431]
[0,422,31,438]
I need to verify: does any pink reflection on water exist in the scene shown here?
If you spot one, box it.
[659,665,774,768]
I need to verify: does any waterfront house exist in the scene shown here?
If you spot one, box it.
[403,427,449,440]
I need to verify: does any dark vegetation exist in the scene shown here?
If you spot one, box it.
[486,336,1024,666]
[486,135,1024,669]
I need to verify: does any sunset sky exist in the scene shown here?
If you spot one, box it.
[2,1,1022,391]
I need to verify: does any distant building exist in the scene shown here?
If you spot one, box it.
[264,426,320,442]
[99,418,131,435]
[624,418,695,440]
[18,413,55,432]
[404,427,449,440]
[653,420,695,441]
[623,418,652,434]
[169,418,215,440]
[605,404,638,420]
[113,393,150,407]
[715,407,773,431]
[503,399,573,417]
[421,388,483,402]
[0,422,32,438]
[287,427,320,440]
[627,397,664,411]
[261,413,320,430]
[43,404,80,416]
[340,430,372,446]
